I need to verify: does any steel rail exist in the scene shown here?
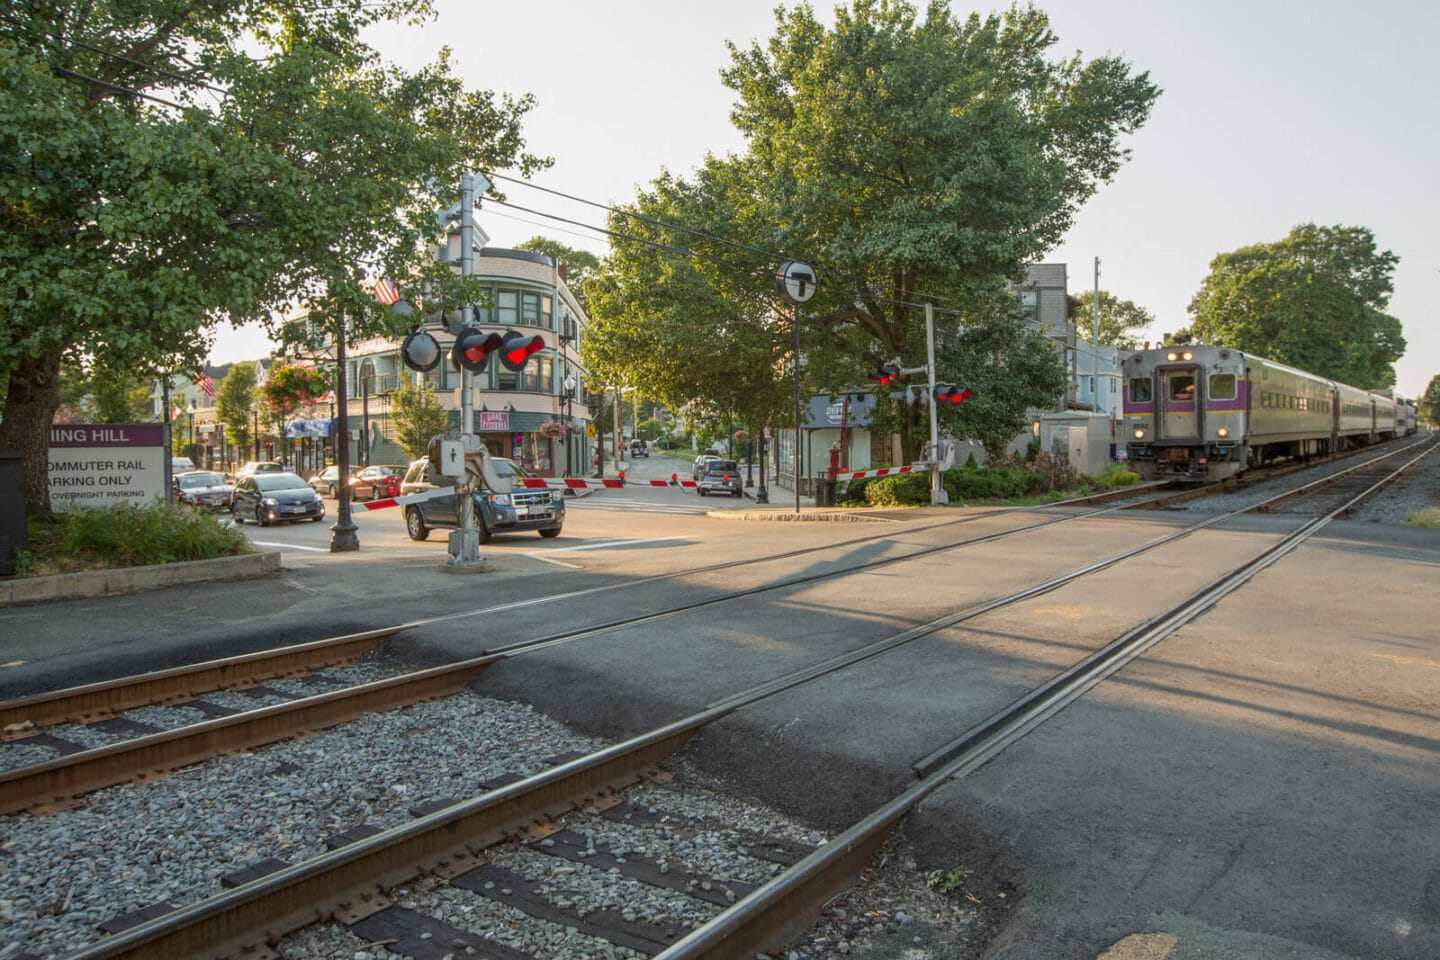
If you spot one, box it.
[52,440,1437,958]
[1255,435,1438,513]
[0,655,500,815]
[60,707,728,960]
[0,626,401,735]
[653,434,1440,959]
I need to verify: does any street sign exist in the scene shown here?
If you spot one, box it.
[776,260,817,304]
[585,423,596,438]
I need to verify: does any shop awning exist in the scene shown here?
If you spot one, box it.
[285,417,336,439]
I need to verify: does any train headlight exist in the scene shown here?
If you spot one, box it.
[1166,352,1178,361]
[1133,428,1147,440]
[1182,351,1193,361]
[1217,426,1229,438]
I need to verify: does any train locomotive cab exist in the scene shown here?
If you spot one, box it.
[1124,347,1247,481]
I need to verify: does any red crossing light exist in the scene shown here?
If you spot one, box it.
[500,330,545,372]
[867,363,900,385]
[933,383,972,405]
[451,328,503,373]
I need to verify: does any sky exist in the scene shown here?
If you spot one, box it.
[212,0,1440,399]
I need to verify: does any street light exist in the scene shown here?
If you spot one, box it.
[186,401,195,453]
[562,373,577,478]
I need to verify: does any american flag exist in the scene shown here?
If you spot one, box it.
[196,374,216,398]
[372,277,401,305]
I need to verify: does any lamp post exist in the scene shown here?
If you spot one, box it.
[186,402,195,454]
[562,373,576,478]
[252,406,260,461]
[329,309,359,552]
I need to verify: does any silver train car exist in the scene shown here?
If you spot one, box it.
[1122,346,1403,481]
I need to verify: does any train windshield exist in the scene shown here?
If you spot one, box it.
[1209,374,1237,401]
[1167,374,1195,401]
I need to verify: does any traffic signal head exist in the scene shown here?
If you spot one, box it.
[451,328,503,373]
[500,330,545,372]
[933,383,972,405]
[867,362,900,385]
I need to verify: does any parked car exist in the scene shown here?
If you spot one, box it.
[171,456,196,474]
[629,438,649,458]
[307,465,358,498]
[696,459,743,497]
[348,464,407,501]
[231,472,325,525]
[692,453,722,480]
[234,461,285,482]
[173,470,233,510]
[400,456,563,543]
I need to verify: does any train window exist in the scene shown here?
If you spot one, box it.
[1129,378,1152,403]
[1209,374,1236,401]
[1168,375,1195,401]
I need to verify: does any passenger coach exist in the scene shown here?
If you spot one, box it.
[1123,346,1401,481]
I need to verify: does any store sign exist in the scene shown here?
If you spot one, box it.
[48,423,166,512]
[479,411,510,432]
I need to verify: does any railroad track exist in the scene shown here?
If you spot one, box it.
[0,438,1424,958]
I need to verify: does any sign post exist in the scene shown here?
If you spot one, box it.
[776,260,816,514]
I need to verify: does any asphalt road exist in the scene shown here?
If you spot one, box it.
[2,474,1436,960]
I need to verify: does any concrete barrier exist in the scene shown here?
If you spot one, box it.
[0,550,281,607]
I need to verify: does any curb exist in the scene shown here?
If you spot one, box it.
[0,550,282,608]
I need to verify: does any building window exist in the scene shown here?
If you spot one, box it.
[495,290,518,327]
[521,292,543,326]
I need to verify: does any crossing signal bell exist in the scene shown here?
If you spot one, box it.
[867,363,900,385]
[401,330,442,372]
[451,328,503,373]
[933,383,972,405]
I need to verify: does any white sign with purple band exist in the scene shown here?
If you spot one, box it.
[48,423,166,512]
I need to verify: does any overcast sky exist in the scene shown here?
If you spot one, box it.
[212,0,1440,398]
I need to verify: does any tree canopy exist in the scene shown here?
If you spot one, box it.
[1069,290,1154,350]
[1418,375,1440,428]
[0,1,547,510]
[1187,224,1405,389]
[586,1,1158,460]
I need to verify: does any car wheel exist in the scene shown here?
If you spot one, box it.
[405,507,429,541]
[734,490,743,497]
[698,488,707,496]
[327,483,336,498]
[231,502,244,524]
[538,527,562,538]
[477,519,493,544]
[256,505,273,527]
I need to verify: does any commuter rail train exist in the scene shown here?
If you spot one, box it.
[1122,346,1415,481]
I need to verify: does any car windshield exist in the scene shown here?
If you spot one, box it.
[178,473,224,489]
[374,465,405,477]
[490,458,531,479]
[254,474,310,492]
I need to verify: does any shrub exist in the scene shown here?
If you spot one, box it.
[943,466,1045,501]
[1091,463,1142,490]
[1407,508,1440,529]
[863,472,932,506]
[23,503,251,576]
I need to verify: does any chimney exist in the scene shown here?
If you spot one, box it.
[557,264,569,284]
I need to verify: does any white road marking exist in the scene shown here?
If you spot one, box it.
[525,536,691,555]
[251,541,328,553]
[525,553,584,569]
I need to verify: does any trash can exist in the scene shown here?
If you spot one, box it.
[0,450,26,577]
[814,475,836,507]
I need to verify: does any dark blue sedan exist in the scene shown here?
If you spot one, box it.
[231,472,326,526]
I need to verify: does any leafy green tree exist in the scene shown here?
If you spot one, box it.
[1188,224,1405,389]
[389,376,450,459]
[0,2,547,511]
[589,2,1158,461]
[215,364,258,457]
[1418,375,1440,428]
[1069,291,1154,350]
[516,238,601,313]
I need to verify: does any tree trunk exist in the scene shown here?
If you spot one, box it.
[0,347,64,515]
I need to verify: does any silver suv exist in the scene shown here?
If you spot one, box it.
[696,459,743,497]
[400,456,563,543]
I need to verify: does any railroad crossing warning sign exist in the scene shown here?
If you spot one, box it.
[776,260,817,304]
[585,423,596,438]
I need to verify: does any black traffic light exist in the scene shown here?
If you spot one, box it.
[401,330,441,372]
[452,328,503,373]
[867,362,900,385]
[499,330,545,372]
[933,383,972,405]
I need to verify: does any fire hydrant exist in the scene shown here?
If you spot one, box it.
[824,444,841,481]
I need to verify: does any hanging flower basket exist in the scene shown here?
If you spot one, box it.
[732,429,751,442]
[540,421,565,439]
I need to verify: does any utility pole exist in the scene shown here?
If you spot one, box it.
[449,170,489,569]
[1093,255,1103,416]
[925,302,947,506]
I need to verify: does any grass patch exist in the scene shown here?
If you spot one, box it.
[1406,507,1440,529]
[837,456,1145,508]
[19,503,252,578]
